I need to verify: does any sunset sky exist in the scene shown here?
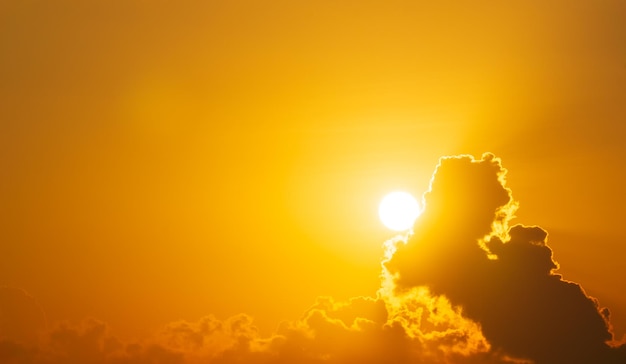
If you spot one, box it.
[1,1,626,363]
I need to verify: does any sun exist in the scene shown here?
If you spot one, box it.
[378,191,421,231]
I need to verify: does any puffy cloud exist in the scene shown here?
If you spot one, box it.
[169,295,515,364]
[385,153,626,363]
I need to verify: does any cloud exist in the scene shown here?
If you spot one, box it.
[0,297,516,363]
[155,295,516,364]
[0,317,186,364]
[0,287,47,347]
[385,153,626,363]
[2,153,624,363]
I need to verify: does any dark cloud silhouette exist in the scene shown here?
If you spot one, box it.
[385,153,626,363]
[2,154,624,363]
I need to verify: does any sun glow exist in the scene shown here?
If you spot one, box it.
[378,191,421,231]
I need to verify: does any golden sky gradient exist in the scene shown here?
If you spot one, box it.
[1,1,626,363]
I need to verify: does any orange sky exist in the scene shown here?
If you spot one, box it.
[1,1,625,363]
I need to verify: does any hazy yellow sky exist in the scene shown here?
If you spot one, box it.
[1,1,625,362]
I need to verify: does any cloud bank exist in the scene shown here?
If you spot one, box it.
[2,154,624,363]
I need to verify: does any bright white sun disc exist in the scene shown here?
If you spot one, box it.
[378,191,421,231]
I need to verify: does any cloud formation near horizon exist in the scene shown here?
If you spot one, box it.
[2,154,624,363]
